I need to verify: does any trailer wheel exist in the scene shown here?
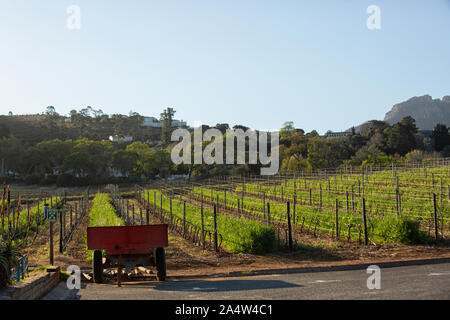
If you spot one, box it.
[92,250,103,284]
[155,248,166,281]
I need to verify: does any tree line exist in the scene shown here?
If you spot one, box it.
[1,113,450,185]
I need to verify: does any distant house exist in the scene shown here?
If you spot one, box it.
[171,119,187,128]
[142,117,187,128]
[109,135,133,143]
[142,117,162,128]
[323,131,353,139]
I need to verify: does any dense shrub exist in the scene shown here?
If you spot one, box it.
[378,216,427,244]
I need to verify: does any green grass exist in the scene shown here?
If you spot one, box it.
[144,189,276,254]
[86,193,124,259]
[89,194,124,227]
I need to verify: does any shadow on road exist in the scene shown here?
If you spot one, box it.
[147,279,302,292]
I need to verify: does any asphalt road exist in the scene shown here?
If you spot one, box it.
[44,262,450,300]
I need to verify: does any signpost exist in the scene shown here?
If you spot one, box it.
[45,205,58,265]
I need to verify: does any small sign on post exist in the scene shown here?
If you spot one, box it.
[45,206,59,266]
[47,209,58,222]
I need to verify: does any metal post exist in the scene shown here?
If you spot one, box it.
[170,198,173,224]
[237,199,240,218]
[433,193,439,241]
[287,201,293,251]
[224,190,227,209]
[346,191,349,212]
[183,201,186,235]
[59,209,63,253]
[201,193,205,249]
[335,199,339,238]
[363,198,368,245]
[263,192,266,219]
[292,193,297,225]
[213,205,218,252]
[49,222,54,265]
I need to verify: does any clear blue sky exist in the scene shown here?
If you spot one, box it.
[0,0,449,134]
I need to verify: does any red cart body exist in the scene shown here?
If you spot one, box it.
[86,224,168,285]
[87,224,168,255]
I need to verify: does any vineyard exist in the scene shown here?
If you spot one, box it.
[130,161,450,253]
[2,161,450,291]
[0,185,89,288]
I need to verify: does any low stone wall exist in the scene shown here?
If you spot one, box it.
[0,267,61,300]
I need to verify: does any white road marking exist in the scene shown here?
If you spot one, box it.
[309,280,342,284]
[428,272,450,276]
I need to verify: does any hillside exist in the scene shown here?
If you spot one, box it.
[384,95,450,130]
[0,114,162,145]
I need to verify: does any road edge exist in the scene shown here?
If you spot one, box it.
[169,256,450,280]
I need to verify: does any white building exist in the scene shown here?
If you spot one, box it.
[323,131,353,139]
[142,117,162,128]
[142,117,187,128]
[171,119,187,128]
[109,135,133,143]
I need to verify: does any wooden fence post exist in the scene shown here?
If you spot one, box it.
[287,201,293,251]
[363,198,368,245]
[70,206,73,229]
[263,192,266,219]
[267,202,271,225]
[346,191,349,212]
[160,193,163,220]
[238,199,241,218]
[59,209,63,253]
[201,193,205,249]
[213,205,218,252]
[293,193,296,225]
[170,198,173,224]
[433,193,439,241]
[49,221,54,265]
[183,201,186,235]
[319,184,322,208]
[396,188,399,218]
[335,199,339,238]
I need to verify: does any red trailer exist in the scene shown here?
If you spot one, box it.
[87,224,168,286]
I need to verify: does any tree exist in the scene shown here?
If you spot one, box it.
[0,136,24,176]
[384,116,418,156]
[233,125,249,131]
[432,123,450,152]
[160,108,176,145]
[215,123,230,134]
[307,137,350,169]
[280,122,295,140]
[0,125,10,139]
[111,149,138,177]
[45,106,58,116]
